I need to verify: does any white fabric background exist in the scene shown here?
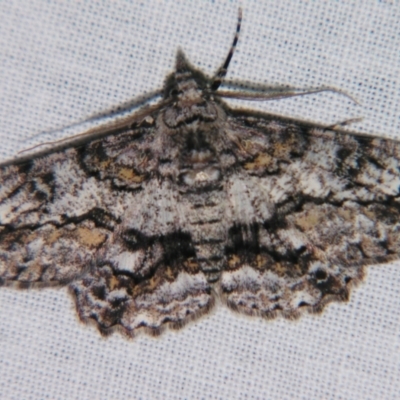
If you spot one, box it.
[1,1,400,399]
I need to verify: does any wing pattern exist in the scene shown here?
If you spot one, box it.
[221,114,400,317]
[1,49,399,337]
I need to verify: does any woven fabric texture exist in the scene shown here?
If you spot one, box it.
[0,1,399,399]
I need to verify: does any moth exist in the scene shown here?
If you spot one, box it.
[1,9,399,337]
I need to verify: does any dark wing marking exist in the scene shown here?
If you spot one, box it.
[219,110,400,318]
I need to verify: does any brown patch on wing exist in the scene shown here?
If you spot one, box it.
[293,208,325,231]
[0,220,109,287]
[77,227,107,247]
[244,153,274,171]
[117,167,146,183]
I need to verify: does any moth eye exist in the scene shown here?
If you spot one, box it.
[169,89,179,96]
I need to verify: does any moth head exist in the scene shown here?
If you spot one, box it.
[163,49,210,101]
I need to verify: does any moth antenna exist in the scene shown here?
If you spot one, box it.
[211,7,242,91]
